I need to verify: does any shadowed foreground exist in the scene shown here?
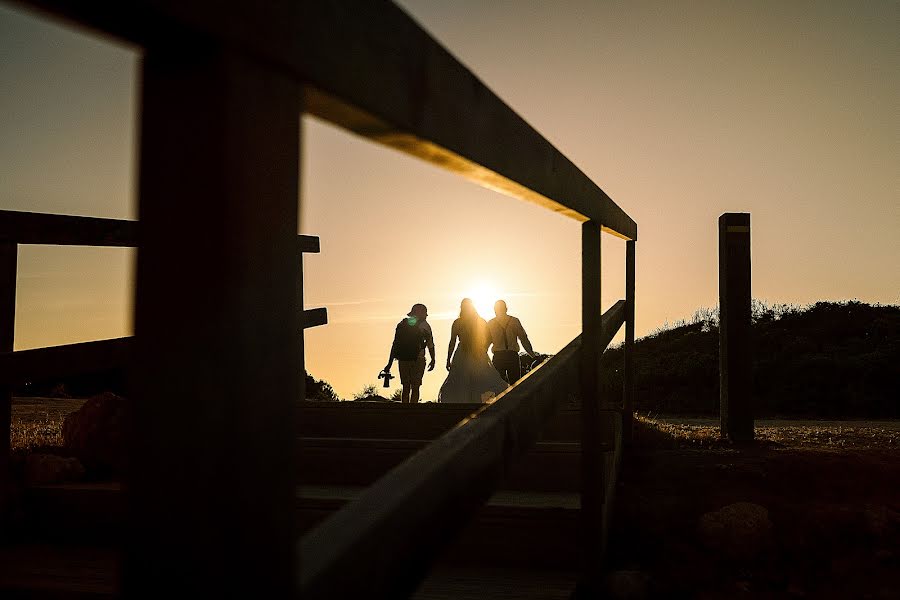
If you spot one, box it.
[609,417,899,599]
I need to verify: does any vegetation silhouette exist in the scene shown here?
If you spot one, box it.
[601,300,899,417]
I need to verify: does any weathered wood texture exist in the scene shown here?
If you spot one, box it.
[718,213,752,441]
[0,241,15,511]
[126,45,301,597]
[13,0,636,240]
[299,301,625,600]
[623,239,636,441]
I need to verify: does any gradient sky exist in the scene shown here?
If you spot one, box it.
[1,1,897,401]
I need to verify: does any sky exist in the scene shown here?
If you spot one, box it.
[1,1,897,401]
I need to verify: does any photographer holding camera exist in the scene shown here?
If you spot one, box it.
[382,303,436,403]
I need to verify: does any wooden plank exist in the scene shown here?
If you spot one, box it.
[0,338,130,386]
[303,307,327,329]
[298,302,624,600]
[0,240,15,513]
[12,1,636,240]
[623,239,636,441]
[298,234,320,254]
[0,210,137,247]
[0,310,323,386]
[297,437,613,493]
[719,213,753,441]
[0,211,321,252]
[579,220,603,594]
[294,402,591,442]
[126,43,301,597]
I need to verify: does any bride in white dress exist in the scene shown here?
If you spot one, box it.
[438,298,510,403]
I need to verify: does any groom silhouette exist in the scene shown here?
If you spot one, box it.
[487,300,536,384]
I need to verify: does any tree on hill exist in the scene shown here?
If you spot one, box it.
[304,371,339,402]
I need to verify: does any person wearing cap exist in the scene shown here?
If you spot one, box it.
[383,303,436,403]
[487,300,536,384]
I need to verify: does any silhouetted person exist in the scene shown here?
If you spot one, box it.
[383,303,435,403]
[438,298,508,403]
[487,300,536,384]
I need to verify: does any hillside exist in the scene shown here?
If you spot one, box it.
[600,301,899,418]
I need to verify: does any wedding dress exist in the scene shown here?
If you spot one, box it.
[438,316,509,403]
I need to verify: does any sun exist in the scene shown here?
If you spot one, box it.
[465,281,501,318]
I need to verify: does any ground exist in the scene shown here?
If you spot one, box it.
[10,397,85,451]
[9,399,900,598]
[609,416,900,599]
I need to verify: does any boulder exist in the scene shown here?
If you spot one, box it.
[698,501,773,560]
[24,453,84,485]
[62,392,129,474]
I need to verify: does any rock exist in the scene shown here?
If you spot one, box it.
[698,502,773,560]
[605,570,651,600]
[62,392,129,474]
[24,453,84,485]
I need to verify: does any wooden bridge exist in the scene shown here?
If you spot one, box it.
[1,1,637,598]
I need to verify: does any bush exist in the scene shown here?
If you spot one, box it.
[305,372,339,402]
[602,301,899,418]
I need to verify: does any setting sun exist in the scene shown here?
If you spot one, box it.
[465,281,501,318]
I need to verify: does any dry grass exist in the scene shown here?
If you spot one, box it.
[10,397,85,451]
[635,414,899,451]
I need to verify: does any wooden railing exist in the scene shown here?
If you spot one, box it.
[7,1,638,597]
[0,209,326,485]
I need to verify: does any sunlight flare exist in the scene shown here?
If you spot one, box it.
[465,281,501,318]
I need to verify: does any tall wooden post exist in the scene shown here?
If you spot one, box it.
[579,220,603,593]
[0,240,15,515]
[718,213,752,441]
[623,239,636,442]
[126,43,302,597]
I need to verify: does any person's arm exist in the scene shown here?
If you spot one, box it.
[446,321,458,371]
[384,326,399,372]
[516,318,536,357]
[425,324,437,371]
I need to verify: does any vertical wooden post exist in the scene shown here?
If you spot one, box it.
[579,220,603,593]
[623,239,636,442]
[0,240,15,515]
[298,238,307,394]
[718,213,752,441]
[126,42,301,597]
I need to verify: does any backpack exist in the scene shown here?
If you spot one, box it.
[394,319,424,361]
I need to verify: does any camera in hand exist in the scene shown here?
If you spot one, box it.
[378,370,394,388]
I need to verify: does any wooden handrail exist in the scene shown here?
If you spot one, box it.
[0,210,137,247]
[0,306,328,386]
[299,300,626,599]
[0,210,321,253]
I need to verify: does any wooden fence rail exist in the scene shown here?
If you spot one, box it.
[0,304,328,386]
[0,210,326,524]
